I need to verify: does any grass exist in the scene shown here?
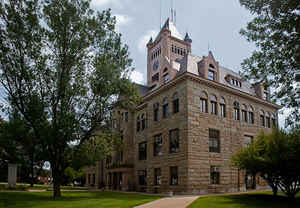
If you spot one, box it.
[0,191,162,208]
[0,183,88,191]
[188,192,300,208]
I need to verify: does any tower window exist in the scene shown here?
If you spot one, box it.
[163,73,169,84]
[208,70,215,81]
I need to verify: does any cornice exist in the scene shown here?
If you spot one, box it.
[137,72,281,110]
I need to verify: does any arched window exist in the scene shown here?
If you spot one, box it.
[248,106,254,124]
[137,115,141,132]
[172,92,179,114]
[200,91,208,113]
[266,112,271,128]
[234,101,240,120]
[260,110,265,127]
[220,97,226,118]
[242,104,248,122]
[210,95,217,115]
[163,68,168,73]
[162,97,168,118]
[153,103,159,121]
[141,114,146,130]
[271,113,277,127]
[209,64,215,69]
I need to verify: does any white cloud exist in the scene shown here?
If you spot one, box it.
[91,0,127,9]
[114,14,132,31]
[130,71,145,85]
[138,30,158,53]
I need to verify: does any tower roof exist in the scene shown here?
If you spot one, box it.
[155,18,183,41]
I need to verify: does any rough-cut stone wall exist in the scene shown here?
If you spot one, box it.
[86,74,278,194]
[186,78,275,194]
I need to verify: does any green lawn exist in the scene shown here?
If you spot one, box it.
[0,183,88,191]
[188,192,300,208]
[0,191,161,208]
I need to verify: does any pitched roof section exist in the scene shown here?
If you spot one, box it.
[135,83,150,96]
[155,18,183,41]
[178,54,256,96]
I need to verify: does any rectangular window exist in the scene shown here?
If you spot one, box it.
[266,117,271,128]
[173,99,179,114]
[138,170,147,186]
[260,115,265,127]
[169,129,179,153]
[208,70,215,81]
[210,166,220,185]
[242,110,248,122]
[154,168,161,185]
[209,129,220,153]
[170,166,178,185]
[92,174,95,185]
[249,112,254,124]
[154,108,159,121]
[211,101,217,115]
[163,104,168,118]
[272,118,276,127]
[125,112,128,122]
[234,109,240,120]
[200,98,208,113]
[163,74,169,84]
[139,142,147,160]
[244,135,253,147]
[154,134,163,156]
[220,104,226,118]
[137,119,140,132]
[142,117,146,130]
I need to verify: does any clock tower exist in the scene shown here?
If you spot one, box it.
[146,18,192,89]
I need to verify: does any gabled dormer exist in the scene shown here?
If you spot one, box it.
[198,51,220,82]
[146,18,192,89]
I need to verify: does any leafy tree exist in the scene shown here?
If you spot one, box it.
[232,128,300,198]
[0,114,45,187]
[239,0,300,126]
[0,0,138,197]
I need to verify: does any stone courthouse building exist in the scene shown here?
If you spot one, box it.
[86,19,281,194]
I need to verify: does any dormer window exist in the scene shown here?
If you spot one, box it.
[208,70,215,81]
[163,73,169,84]
[226,75,242,88]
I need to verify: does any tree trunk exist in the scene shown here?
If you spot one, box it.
[30,159,34,187]
[52,165,62,198]
[271,185,278,196]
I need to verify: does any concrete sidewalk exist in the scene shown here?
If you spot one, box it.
[135,196,199,208]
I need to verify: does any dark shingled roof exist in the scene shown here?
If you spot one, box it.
[134,83,150,96]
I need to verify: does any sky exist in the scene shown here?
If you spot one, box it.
[90,0,287,126]
[90,0,257,85]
